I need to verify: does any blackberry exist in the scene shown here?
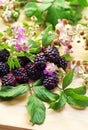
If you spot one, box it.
[44,46,59,64]
[34,53,46,70]
[25,63,42,80]
[13,67,29,83]
[18,56,30,67]
[2,73,16,86]
[0,62,9,77]
[0,49,10,62]
[56,57,67,70]
[43,74,58,90]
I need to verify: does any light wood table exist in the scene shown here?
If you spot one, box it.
[0,8,88,130]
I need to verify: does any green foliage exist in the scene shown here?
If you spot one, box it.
[24,0,86,27]
[65,89,88,108]
[33,85,59,102]
[62,53,73,62]
[0,84,30,100]
[62,69,74,89]
[42,25,55,46]
[49,92,66,110]
[27,95,46,125]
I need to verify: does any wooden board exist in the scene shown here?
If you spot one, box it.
[0,8,88,130]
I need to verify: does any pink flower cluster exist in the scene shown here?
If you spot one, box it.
[13,26,29,52]
[56,19,73,54]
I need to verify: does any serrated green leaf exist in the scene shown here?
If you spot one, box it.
[33,86,59,102]
[0,84,30,100]
[66,86,86,95]
[62,69,74,89]
[25,2,38,17]
[65,89,88,108]
[27,95,46,125]
[42,25,55,46]
[49,92,66,110]
[62,53,73,62]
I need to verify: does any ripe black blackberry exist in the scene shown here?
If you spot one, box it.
[43,74,58,90]
[56,57,67,70]
[18,56,30,67]
[0,49,10,62]
[13,67,29,83]
[25,63,42,80]
[2,73,16,86]
[44,46,59,64]
[0,62,9,77]
[34,53,46,70]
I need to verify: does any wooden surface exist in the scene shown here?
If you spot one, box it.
[0,8,88,130]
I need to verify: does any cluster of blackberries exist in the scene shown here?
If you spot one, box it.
[0,46,67,90]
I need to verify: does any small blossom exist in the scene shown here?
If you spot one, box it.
[17,34,26,41]
[23,45,29,51]
[0,0,2,4]
[43,63,56,76]
[17,27,26,33]
[15,42,22,52]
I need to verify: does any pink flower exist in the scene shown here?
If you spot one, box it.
[43,63,56,76]
[17,27,26,33]
[15,42,22,52]
[17,34,26,41]
[0,0,2,4]
[23,45,29,51]
[58,19,64,26]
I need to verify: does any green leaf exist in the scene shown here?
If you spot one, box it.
[28,39,40,53]
[11,9,20,21]
[42,25,55,46]
[33,86,59,102]
[13,58,21,68]
[27,95,46,125]
[49,92,66,110]
[42,0,54,2]
[25,52,35,62]
[65,89,88,108]
[25,2,38,17]
[66,86,86,95]
[78,0,88,7]
[0,84,30,100]
[0,32,3,38]
[37,3,52,12]
[32,79,42,86]
[62,69,74,89]
[8,57,15,70]
[62,53,73,62]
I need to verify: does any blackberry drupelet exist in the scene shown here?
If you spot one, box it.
[2,73,16,86]
[25,63,42,80]
[44,46,59,64]
[13,67,29,83]
[18,56,30,67]
[56,57,67,70]
[34,53,46,70]
[43,74,58,90]
[0,62,9,77]
[0,49,10,62]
